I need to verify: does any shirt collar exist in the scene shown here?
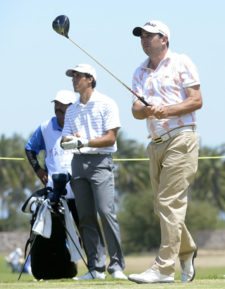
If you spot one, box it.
[76,89,97,106]
[141,49,172,69]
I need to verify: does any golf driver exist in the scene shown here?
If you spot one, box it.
[52,15,150,106]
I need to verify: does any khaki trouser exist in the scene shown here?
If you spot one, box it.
[147,131,198,276]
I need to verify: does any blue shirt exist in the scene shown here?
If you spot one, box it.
[25,117,61,153]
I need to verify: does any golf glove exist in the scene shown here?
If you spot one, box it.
[61,136,89,150]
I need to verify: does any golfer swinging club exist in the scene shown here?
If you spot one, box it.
[128,20,202,284]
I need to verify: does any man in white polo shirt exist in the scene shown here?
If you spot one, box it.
[61,64,127,280]
[25,90,79,226]
[128,20,203,284]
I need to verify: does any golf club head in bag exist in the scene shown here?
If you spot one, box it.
[47,173,70,207]
[52,15,69,38]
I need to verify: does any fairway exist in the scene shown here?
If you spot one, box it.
[1,250,225,288]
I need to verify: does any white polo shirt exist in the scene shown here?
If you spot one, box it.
[62,90,121,154]
[132,50,200,139]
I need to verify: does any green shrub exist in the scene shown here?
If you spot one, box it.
[118,191,160,254]
[119,193,221,254]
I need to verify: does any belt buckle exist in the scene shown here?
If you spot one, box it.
[153,137,163,144]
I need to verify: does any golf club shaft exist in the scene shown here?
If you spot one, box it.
[18,234,38,281]
[68,38,150,107]
[55,211,94,279]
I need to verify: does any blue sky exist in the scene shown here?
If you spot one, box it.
[1,0,224,148]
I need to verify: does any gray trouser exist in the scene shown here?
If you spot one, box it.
[71,154,125,273]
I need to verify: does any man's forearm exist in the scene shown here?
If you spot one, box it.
[25,150,41,172]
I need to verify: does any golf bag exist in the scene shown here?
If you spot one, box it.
[22,174,81,280]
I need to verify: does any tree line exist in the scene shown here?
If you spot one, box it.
[1,133,225,253]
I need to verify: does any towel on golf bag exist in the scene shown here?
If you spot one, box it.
[22,188,80,280]
[32,197,81,263]
[32,199,52,238]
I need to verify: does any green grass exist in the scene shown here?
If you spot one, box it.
[1,255,225,289]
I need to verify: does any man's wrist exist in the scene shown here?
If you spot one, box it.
[78,138,89,148]
[163,106,169,118]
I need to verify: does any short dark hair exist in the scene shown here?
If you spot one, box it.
[84,73,96,88]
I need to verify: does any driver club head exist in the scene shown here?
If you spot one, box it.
[52,15,70,38]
